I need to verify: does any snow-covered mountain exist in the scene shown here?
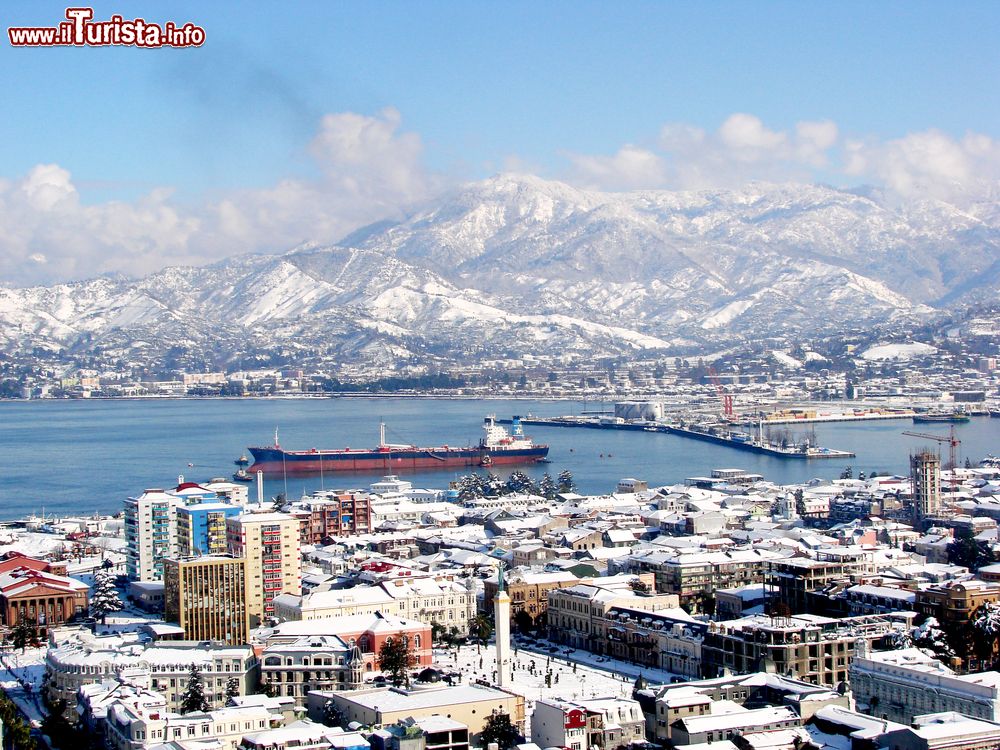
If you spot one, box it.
[2,174,999,364]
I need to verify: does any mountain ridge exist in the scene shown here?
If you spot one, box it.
[1,174,997,364]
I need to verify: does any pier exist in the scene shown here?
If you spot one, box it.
[500,416,856,460]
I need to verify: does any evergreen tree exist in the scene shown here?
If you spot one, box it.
[378,635,417,687]
[557,470,575,493]
[224,676,241,702]
[11,614,36,652]
[480,709,520,750]
[913,618,956,661]
[0,690,35,749]
[972,602,1000,667]
[41,698,77,748]
[258,676,277,697]
[538,473,557,500]
[90,569,124,624]
[505,471,535,495]
[794,488,806,517]
[457,473,488,502]
[180,664,210,714]
[947,536,996,572]
[322,699,348,728]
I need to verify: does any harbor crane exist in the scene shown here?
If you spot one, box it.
[706,366,735,420]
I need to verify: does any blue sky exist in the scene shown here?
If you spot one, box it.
[1,1,999,283]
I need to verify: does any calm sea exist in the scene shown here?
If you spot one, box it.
[1,397,998,520]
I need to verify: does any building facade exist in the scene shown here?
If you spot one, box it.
[261,635,364,700]
[163,555,250,645]
[177,503,242,558]
[702,613,905,686]
[125,489,183,582]
[45,628,258,714]
[0,565,88,636]
[227,513,302,627]
[850,647,1000,724]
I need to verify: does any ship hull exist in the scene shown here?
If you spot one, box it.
[248,446,549,475]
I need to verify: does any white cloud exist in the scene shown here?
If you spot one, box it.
[718,113,788,155]
[567,145,667,191]
[0,109,436,287]
[2,108,998,288]
[560,115,998,206]
[844,129,1000,202]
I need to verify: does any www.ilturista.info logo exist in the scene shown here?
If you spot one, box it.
[8,7,205,48]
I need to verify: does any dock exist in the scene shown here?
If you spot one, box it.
[501,416,856,460]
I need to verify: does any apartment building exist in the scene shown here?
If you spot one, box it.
[105,700,275,750]
[916,580,1000,644]
[482,570,579,626]
[289,492,374,543]
[615,548,785,612]
[546,576,705,678]
[227,512,301,627]
[124,489,183,582]
[768,549,878,614]
[702,613,907,686]
[176,502,242,557]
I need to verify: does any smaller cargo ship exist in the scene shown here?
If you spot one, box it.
[912,411,971,424]
[247,416,549,476]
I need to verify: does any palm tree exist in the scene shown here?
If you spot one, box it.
[470,613,493,642]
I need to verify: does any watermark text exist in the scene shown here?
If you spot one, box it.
[9,7,205,48]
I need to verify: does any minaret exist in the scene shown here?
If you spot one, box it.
[494,563,512,688]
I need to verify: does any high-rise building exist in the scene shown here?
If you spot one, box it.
[177,503,242,557]
[124,489,183,582]
[164,555,250,645]
[227,513,301,628]
[912,450,942,520]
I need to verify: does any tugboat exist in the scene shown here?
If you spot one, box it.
[233,454,252,482]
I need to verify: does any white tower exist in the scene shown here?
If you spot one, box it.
[494,564,512,688]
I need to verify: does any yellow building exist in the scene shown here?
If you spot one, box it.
[310,684,525,742]
[163,555,250,645]
[227,513,302,627]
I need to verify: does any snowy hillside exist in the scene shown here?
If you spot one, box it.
[1,174,998,363]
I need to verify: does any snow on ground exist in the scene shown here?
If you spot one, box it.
[701,299,754,330]
[771,351,803,369]
[66,551,126,577]
[433,638,677,734]
[94,604,164,635]
[0,646,48,725]
[0,531,69,559]
[861,342,937,360]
